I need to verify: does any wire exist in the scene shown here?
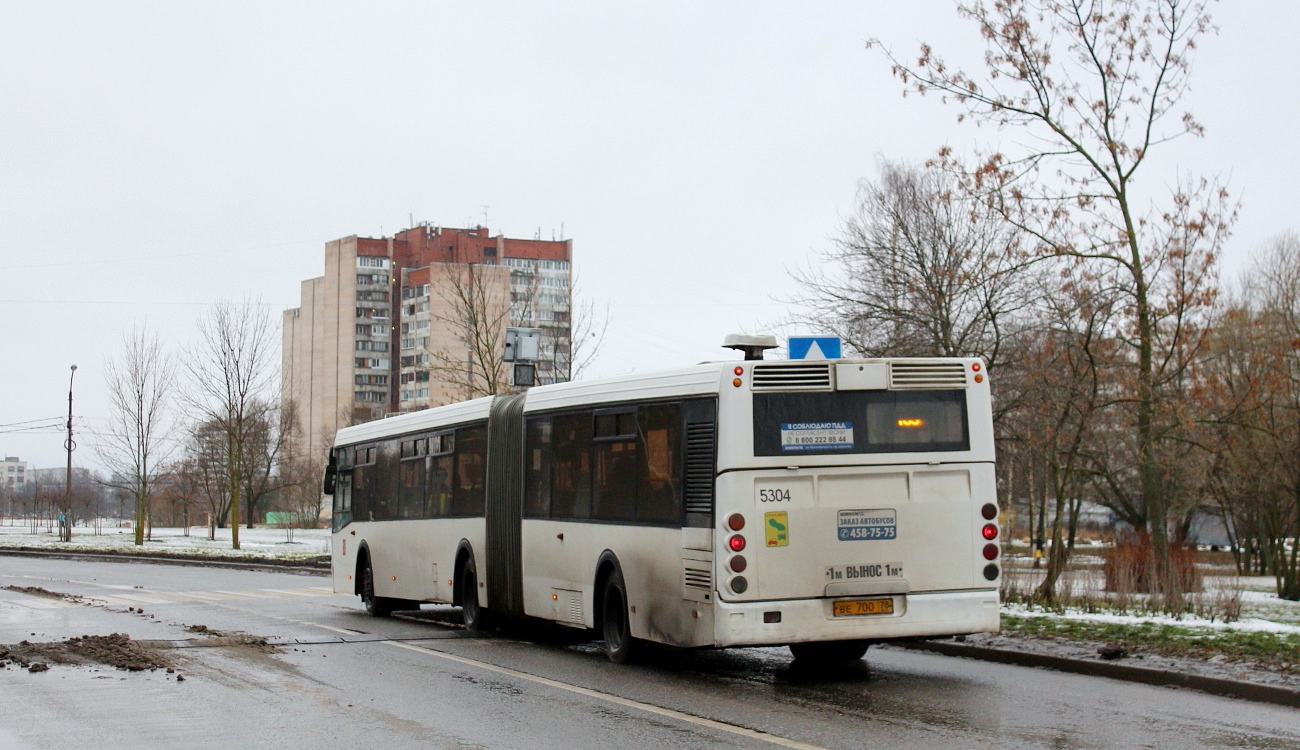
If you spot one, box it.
[0,417,64,428]
[0,238,318,271]
[0,299,291,308]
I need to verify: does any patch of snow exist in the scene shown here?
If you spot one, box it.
[0,524,329,560]
[1004,602,1300,634]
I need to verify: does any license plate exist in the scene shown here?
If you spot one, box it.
[832,597,894,617]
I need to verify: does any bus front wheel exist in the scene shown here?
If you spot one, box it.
[788,640,869,664]
[360,559,395,617]
[601,569,640,664]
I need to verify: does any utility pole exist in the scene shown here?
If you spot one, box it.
[63,364,77,543]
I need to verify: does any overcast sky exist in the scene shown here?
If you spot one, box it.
[3,2,1297,471]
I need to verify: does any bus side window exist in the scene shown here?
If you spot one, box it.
[352,447,374,522]
[398,438,426,519]
[451,423,487,516]
[637,402,682,525]
[371,440,399,520]
[427,432,453,518]
[332,470,353,532]
[525,418,552,518]
[550,411,592,520]
[593,409,637,522]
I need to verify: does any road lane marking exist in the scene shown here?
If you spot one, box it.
[0,598,74,610]
[384,640,827,750]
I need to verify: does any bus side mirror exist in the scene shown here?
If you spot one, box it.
[322,455,337,495]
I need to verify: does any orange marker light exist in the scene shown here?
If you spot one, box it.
[974,374,984,383]
[896,418,925,428]
[732,378,743,387]
[552,593,559,600]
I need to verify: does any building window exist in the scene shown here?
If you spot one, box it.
[357,256,389,268]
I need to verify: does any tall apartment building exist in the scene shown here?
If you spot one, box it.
[283,225,573,463]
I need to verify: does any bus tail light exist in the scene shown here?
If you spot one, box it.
[727,513,745,531]
[729,555,747,573]
[982,524,998,540]
[730,576,748,594]
[983,564,999,581]
[728,534,746,552]
[983,543,999,560]
[981,503,998,520]
[763,611,781,624]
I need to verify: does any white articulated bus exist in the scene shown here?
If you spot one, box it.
[326,343,1000,663]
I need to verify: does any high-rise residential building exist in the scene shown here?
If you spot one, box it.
[283,224,573,463]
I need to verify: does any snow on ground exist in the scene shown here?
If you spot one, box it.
[0,523,329,560]
[1003,602,1300,634]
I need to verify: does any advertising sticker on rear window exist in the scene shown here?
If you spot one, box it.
[779,422,853,452]
[837,509,897,541]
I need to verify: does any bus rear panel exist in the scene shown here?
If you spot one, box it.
[711,358,998,647]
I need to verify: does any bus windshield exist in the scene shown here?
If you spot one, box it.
[752,389,969,456]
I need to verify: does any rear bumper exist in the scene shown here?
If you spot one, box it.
[712,588,999,648]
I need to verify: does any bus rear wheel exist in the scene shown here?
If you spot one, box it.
[788,640,869,664]
[460,557,491,633]
[360,559,395,617]
[601,569,640,664]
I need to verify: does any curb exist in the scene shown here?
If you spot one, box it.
[898,639,1300,709]
[0,546,330,576]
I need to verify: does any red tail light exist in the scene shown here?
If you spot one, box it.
[983,543,999,560]
[982,524,998,540]
[727,513,745,531]
[728,534,746,552]
[729,555,747,573]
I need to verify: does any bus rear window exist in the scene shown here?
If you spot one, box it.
[753,390,969,456]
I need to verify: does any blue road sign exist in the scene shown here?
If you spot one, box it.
[788,336,842,360]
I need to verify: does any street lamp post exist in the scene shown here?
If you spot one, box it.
[63,365,76,543]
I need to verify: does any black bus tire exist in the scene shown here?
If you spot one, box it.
[360,558,396,617]
[601,568,640,664]
[460,556,491,633]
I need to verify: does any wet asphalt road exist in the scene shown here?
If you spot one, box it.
[0,556,1296,750]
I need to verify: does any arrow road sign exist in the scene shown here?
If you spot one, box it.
[788,336,842,360]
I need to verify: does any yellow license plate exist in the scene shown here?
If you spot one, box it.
[832,597,894,617]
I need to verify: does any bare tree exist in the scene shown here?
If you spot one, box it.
[1005,273,1119,600]
[238,400,296,528]
[1202,233,1300,599]
[184,298,277,550]
[425,263,512,400]
[94,326,175,546]
[873,0,1232,582]
[794,161,1029,370]
[562,275,609,382]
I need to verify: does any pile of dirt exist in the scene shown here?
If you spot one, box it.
[0,633,170,673]
[201,634,276,653]
[3,585,83,603]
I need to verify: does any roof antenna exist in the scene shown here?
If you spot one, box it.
[722,333,778,361]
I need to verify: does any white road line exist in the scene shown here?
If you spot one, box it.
[105,594,172,604]
[212,590,270,599]
[384,641,827,750]
[0,599,72,610]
